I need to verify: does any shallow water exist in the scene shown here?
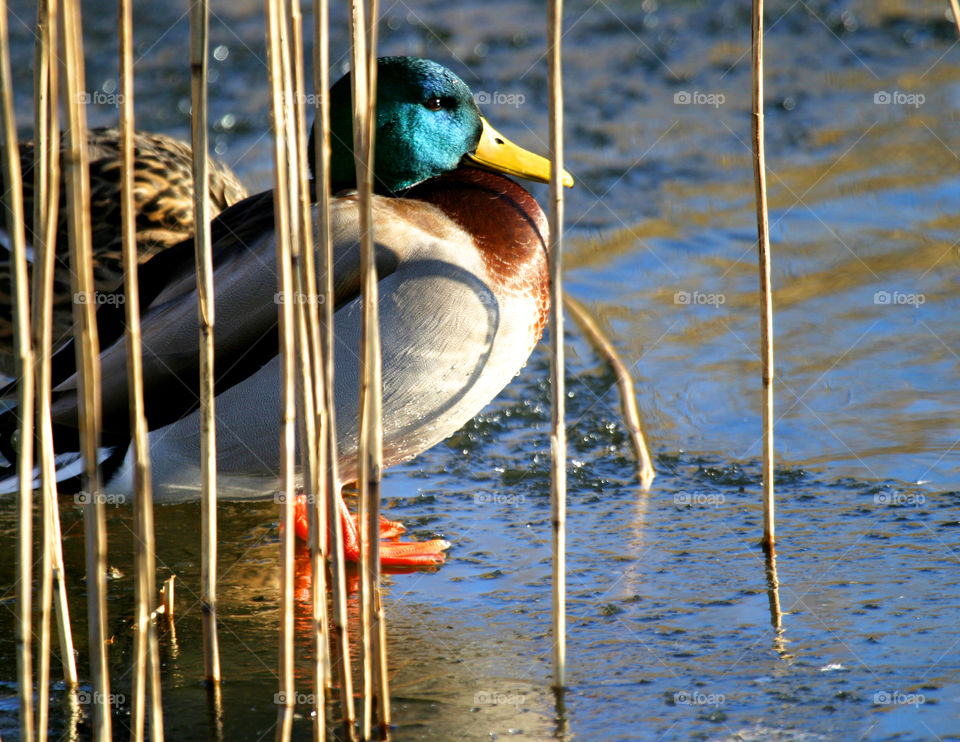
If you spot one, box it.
[2,0,960,740]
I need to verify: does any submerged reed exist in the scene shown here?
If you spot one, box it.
[562,295,655,491]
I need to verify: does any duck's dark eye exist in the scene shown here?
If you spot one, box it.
[424,97,443,111]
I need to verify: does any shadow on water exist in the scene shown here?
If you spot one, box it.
[1,0,959,740]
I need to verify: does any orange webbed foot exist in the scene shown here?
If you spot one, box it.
[291,492,449,567]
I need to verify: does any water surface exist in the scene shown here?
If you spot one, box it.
[1,0,959,740]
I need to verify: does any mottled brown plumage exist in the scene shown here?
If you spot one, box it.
[0,128,248,375]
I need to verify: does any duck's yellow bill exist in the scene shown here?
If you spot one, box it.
[466,117,574,188]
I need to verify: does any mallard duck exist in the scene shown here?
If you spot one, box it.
[0,57,572,566]
[0,128,248,375]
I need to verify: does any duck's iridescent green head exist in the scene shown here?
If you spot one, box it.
[309,56,573,194]
[315,57,481,193]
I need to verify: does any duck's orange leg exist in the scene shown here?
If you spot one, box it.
[293,493,449,566]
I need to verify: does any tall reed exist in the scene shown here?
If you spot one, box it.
[0,1,36,738]
[264,0,299,739]
[347,0,391,736]
[312,0,357,734]
[32,1,78,738]
[189,0,223,689]
[547,0,568,692]
[118,0,165,738]
[60,0,112,737]
[751,0,775,550]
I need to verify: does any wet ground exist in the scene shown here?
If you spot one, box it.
[1,0,959,739]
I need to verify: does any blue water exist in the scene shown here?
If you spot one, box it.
[2,0,960,740]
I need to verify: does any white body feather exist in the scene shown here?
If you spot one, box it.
[108,195,540,501]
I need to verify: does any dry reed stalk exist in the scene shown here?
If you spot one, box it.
[562,295,655,490]
[189,0,222,688]
[751,0,775,550]
[272,9,323,737]
[34,39,79,742]
[950,1,960,38]
[32,2,77,682]
[547,0,567,691]
[32,19,53,738]
[31,19,79,686]
[31,0,67,736]
[263,0,297,739]
[59,0,111,738]
[312,1,357,735]
[347,0,390,734]
[117,1,165,739]
[362,3,389,736]
[0,2,36,738]
[286,1,334,736]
